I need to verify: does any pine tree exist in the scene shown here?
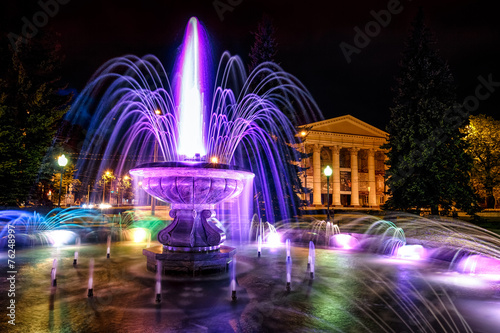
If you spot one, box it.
[248,14,278,74]
[0,31,71,206]
[382,8,478,215]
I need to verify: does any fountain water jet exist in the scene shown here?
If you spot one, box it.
[87,258,94,297]
[308,241,315,279]
[155,259,162,303]
[51,259,57,287]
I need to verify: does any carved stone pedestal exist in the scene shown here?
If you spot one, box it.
[130,162,253,276]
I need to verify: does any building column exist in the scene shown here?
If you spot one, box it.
[349,148,360,206]
[331,146,341,206]
[368,149,377,206]
[312,144,323,205]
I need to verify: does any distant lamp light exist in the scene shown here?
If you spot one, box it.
[211,156,218,164]
[324,165,332,221]
[154,109,162,115]
[324,165,332,177]
[57,154,68,208]
[300,130,307,137]
[58,154,68,167]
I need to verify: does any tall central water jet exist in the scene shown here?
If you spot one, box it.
[176,17,206,159]
[130,17,253,273]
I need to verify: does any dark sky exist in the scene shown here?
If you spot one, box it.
[2,0,499,129]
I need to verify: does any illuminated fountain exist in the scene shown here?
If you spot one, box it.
[65,17,320,274]
[3,16,499,332]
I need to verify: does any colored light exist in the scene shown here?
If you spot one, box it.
[331,233,359,250]
[47,230,76,247]
[132,228,148,243]
[177,17,206,158]
[267,232,281,247]
[154,109,162,115]
[58,154,68,167]
[211,156,218,163]
[396,244,425,260]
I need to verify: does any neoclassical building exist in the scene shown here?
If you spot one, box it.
[298,115,388,209]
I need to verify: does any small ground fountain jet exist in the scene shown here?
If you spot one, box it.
[155,260,162,303]
[74,237,80,266]
[88,258,94,297]
[51,259,57,287]
[231,257,237,301]
[286,239,291,260]
[286,256,292,292]
[308,241,315,279]
[106,235,111,258]
[257,235,262,257]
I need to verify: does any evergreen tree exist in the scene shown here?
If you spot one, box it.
[382,9,478,215]
[0,31,71,206]
[248,14,278,74]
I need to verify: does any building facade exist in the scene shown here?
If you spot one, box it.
[299,115,388,209]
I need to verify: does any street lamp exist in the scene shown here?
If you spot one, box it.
[152,109,162,216]
[102,170,111,204]
[57,154,68,208]
[324,165,332,221]
[300,130,308,205]
[367,186,371,208]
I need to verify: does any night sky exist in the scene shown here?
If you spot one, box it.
[2,0,499,130]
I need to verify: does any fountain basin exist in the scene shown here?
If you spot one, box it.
[143,245,236,275]
[130,162,254,252]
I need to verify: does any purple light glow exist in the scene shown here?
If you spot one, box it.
[457,254,500,280]
[331,234,359,250]
[396,244,426,261]
[176,17,208,158]
[47,230,77,247]
[267,232,281,247]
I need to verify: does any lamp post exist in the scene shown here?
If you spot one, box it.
[152,109,162,216]
[87,184,90,206]
[300,130,308,205]
[367,186,371,208]
[102,171,111,203]
[324,165,332,221]
[57,154,68,208]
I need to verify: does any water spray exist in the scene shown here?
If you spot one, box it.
[231,258,237,301]
[107,235,111,258]
[286,238,291,260]
[286,256,292,292]
[257,235,262,257]
[51,258,57,287]
[155,260,162,303]
[88,258,94,297]
[74,237,80,265]
[309,241,315,279]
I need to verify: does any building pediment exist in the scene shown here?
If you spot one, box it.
[303,115,387,138]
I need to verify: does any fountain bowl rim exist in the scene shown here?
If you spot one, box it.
[129,162,255,179]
